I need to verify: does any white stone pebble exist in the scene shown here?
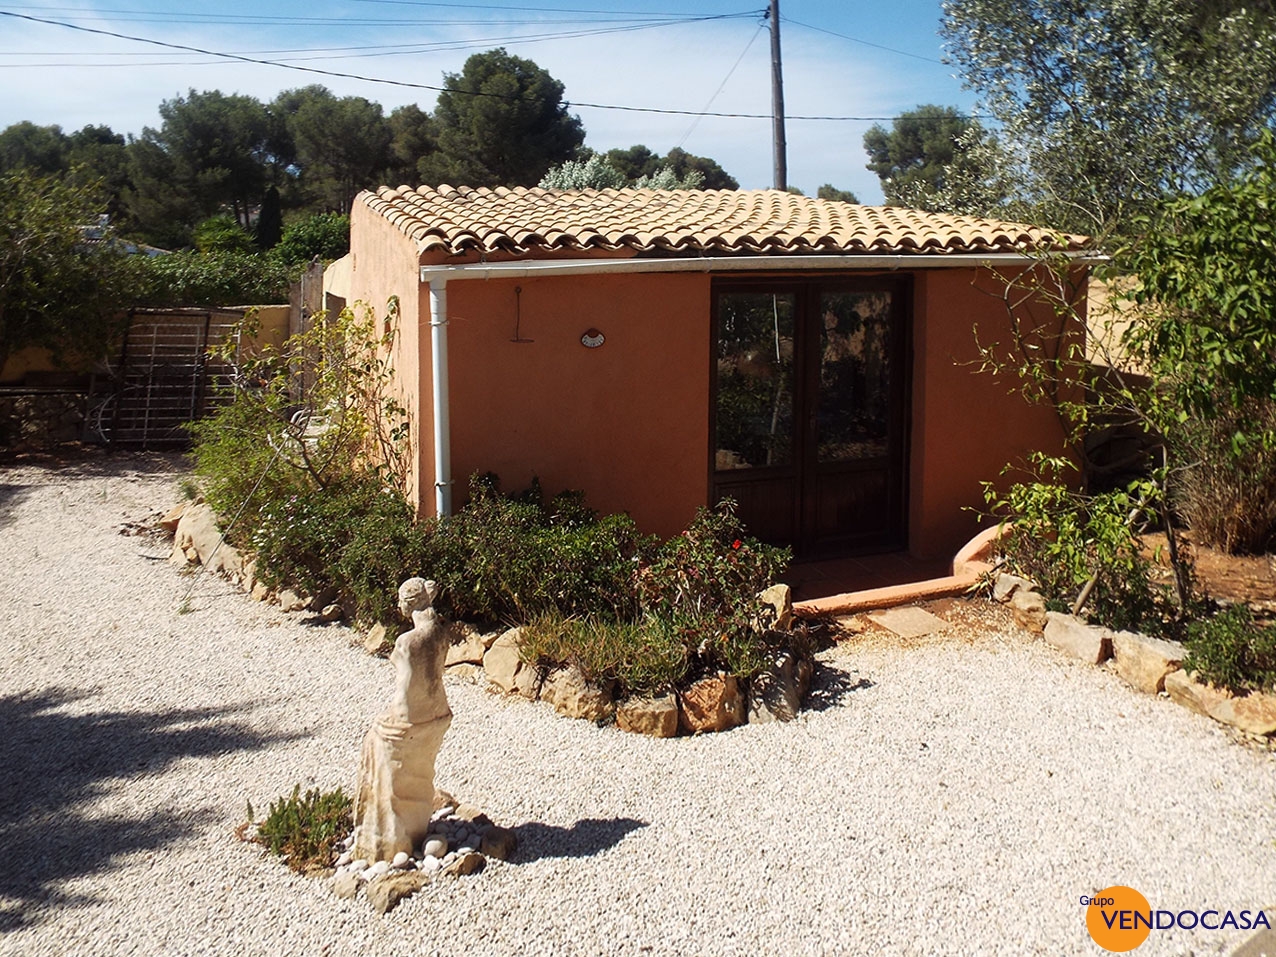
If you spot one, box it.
[366,860,390,879]
[391,851,410,869]
[419,855,441,874]
[347,859,367,873]
[335,851,352,867]
[422,837,448,858]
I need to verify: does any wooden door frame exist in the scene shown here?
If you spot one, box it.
[708,273,914,557]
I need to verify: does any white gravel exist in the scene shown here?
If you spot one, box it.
[1,453,1273,957]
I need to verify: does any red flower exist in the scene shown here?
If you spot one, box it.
[731,539,742,550]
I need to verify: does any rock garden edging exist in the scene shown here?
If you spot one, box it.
[163,499,814,738]
[997,574,1276,739]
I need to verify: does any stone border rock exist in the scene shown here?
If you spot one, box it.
[454,624,812,737]
[996,572,1276,741]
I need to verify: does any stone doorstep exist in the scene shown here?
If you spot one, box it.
[867,606,951,639]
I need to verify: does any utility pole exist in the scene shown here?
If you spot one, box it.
[769,0,787,191]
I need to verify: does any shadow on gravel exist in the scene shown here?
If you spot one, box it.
[509,817,648,863]
[803,663,874,713]
[0,687,297,932]
[0,483,31,530]
[0,447,189,484]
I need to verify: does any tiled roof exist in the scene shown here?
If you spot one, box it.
[359,185,1087,259]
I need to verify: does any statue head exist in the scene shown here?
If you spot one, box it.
[398,577,438,620]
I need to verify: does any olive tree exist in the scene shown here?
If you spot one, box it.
[941,0,1276,234]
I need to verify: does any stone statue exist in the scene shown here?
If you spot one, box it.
[352,578,454,862]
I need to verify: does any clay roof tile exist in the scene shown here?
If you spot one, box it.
[356,186,1087,259]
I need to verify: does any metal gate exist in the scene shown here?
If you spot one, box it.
[88,308,246,448]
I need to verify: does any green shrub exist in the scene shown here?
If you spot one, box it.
[518,499,793,694]
[189,302,419,624]
[987,472,1184,636]
[252,784,351,874]
[129,249,292,306]
[187,395,310,546]
[251,477,429,625]
[522,613,689,695]
[1185,604,1276,695]
[270,212,350,266]
[423,475,652,623]
[639,501,791,680]
[640,501,789,624]
[193,214,255,255]
[1168,397,1276,555]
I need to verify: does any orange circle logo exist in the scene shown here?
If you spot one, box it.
[1086,885,1152,952]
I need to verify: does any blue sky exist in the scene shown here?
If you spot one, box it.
[0,1,978,202]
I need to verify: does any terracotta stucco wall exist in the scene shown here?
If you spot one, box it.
[908,267,1080,559]
[444,272,711,536]
[348,232,1078,558]
[347,200,432,511]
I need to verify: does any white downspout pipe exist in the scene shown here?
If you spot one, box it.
[428,277,452,517]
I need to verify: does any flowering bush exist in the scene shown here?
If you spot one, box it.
[520,500,794,695]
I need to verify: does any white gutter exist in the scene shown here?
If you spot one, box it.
[421,251,1102,283]
[427,278,452,517]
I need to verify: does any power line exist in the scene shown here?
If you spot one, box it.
[783,16,945,65]
[0,18,743,66]
[345,0,747,16]
[0,3,755,27]
[676,18,767,148]
[0,8,752,28]
[0,9,988,123]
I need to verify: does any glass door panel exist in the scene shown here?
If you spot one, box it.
[714,292,796,470]
[816,290,893,463]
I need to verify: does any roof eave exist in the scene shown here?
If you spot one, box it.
[420,250,1103,283]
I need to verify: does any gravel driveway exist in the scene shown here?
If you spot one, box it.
[1,453,1273,957]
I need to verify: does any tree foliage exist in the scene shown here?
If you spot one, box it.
[816,184,859,203]
[539,154,628,190]
[271,212,350,266]
[386,103,438,185]
[1117,134,1276,552]
[128,250,291,308]
[0,49,736,253]
[423,48,584,187]
[941,0,1276,233]
[540,145,736,191]
[863,104,1000,211]
[0,168,132,371]
[605,144,738,189]
[137,90,277,229]
[282,86,394,212]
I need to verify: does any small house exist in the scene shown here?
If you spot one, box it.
[335,186,1087,569]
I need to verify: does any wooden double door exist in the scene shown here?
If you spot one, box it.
[711,276,911,557]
